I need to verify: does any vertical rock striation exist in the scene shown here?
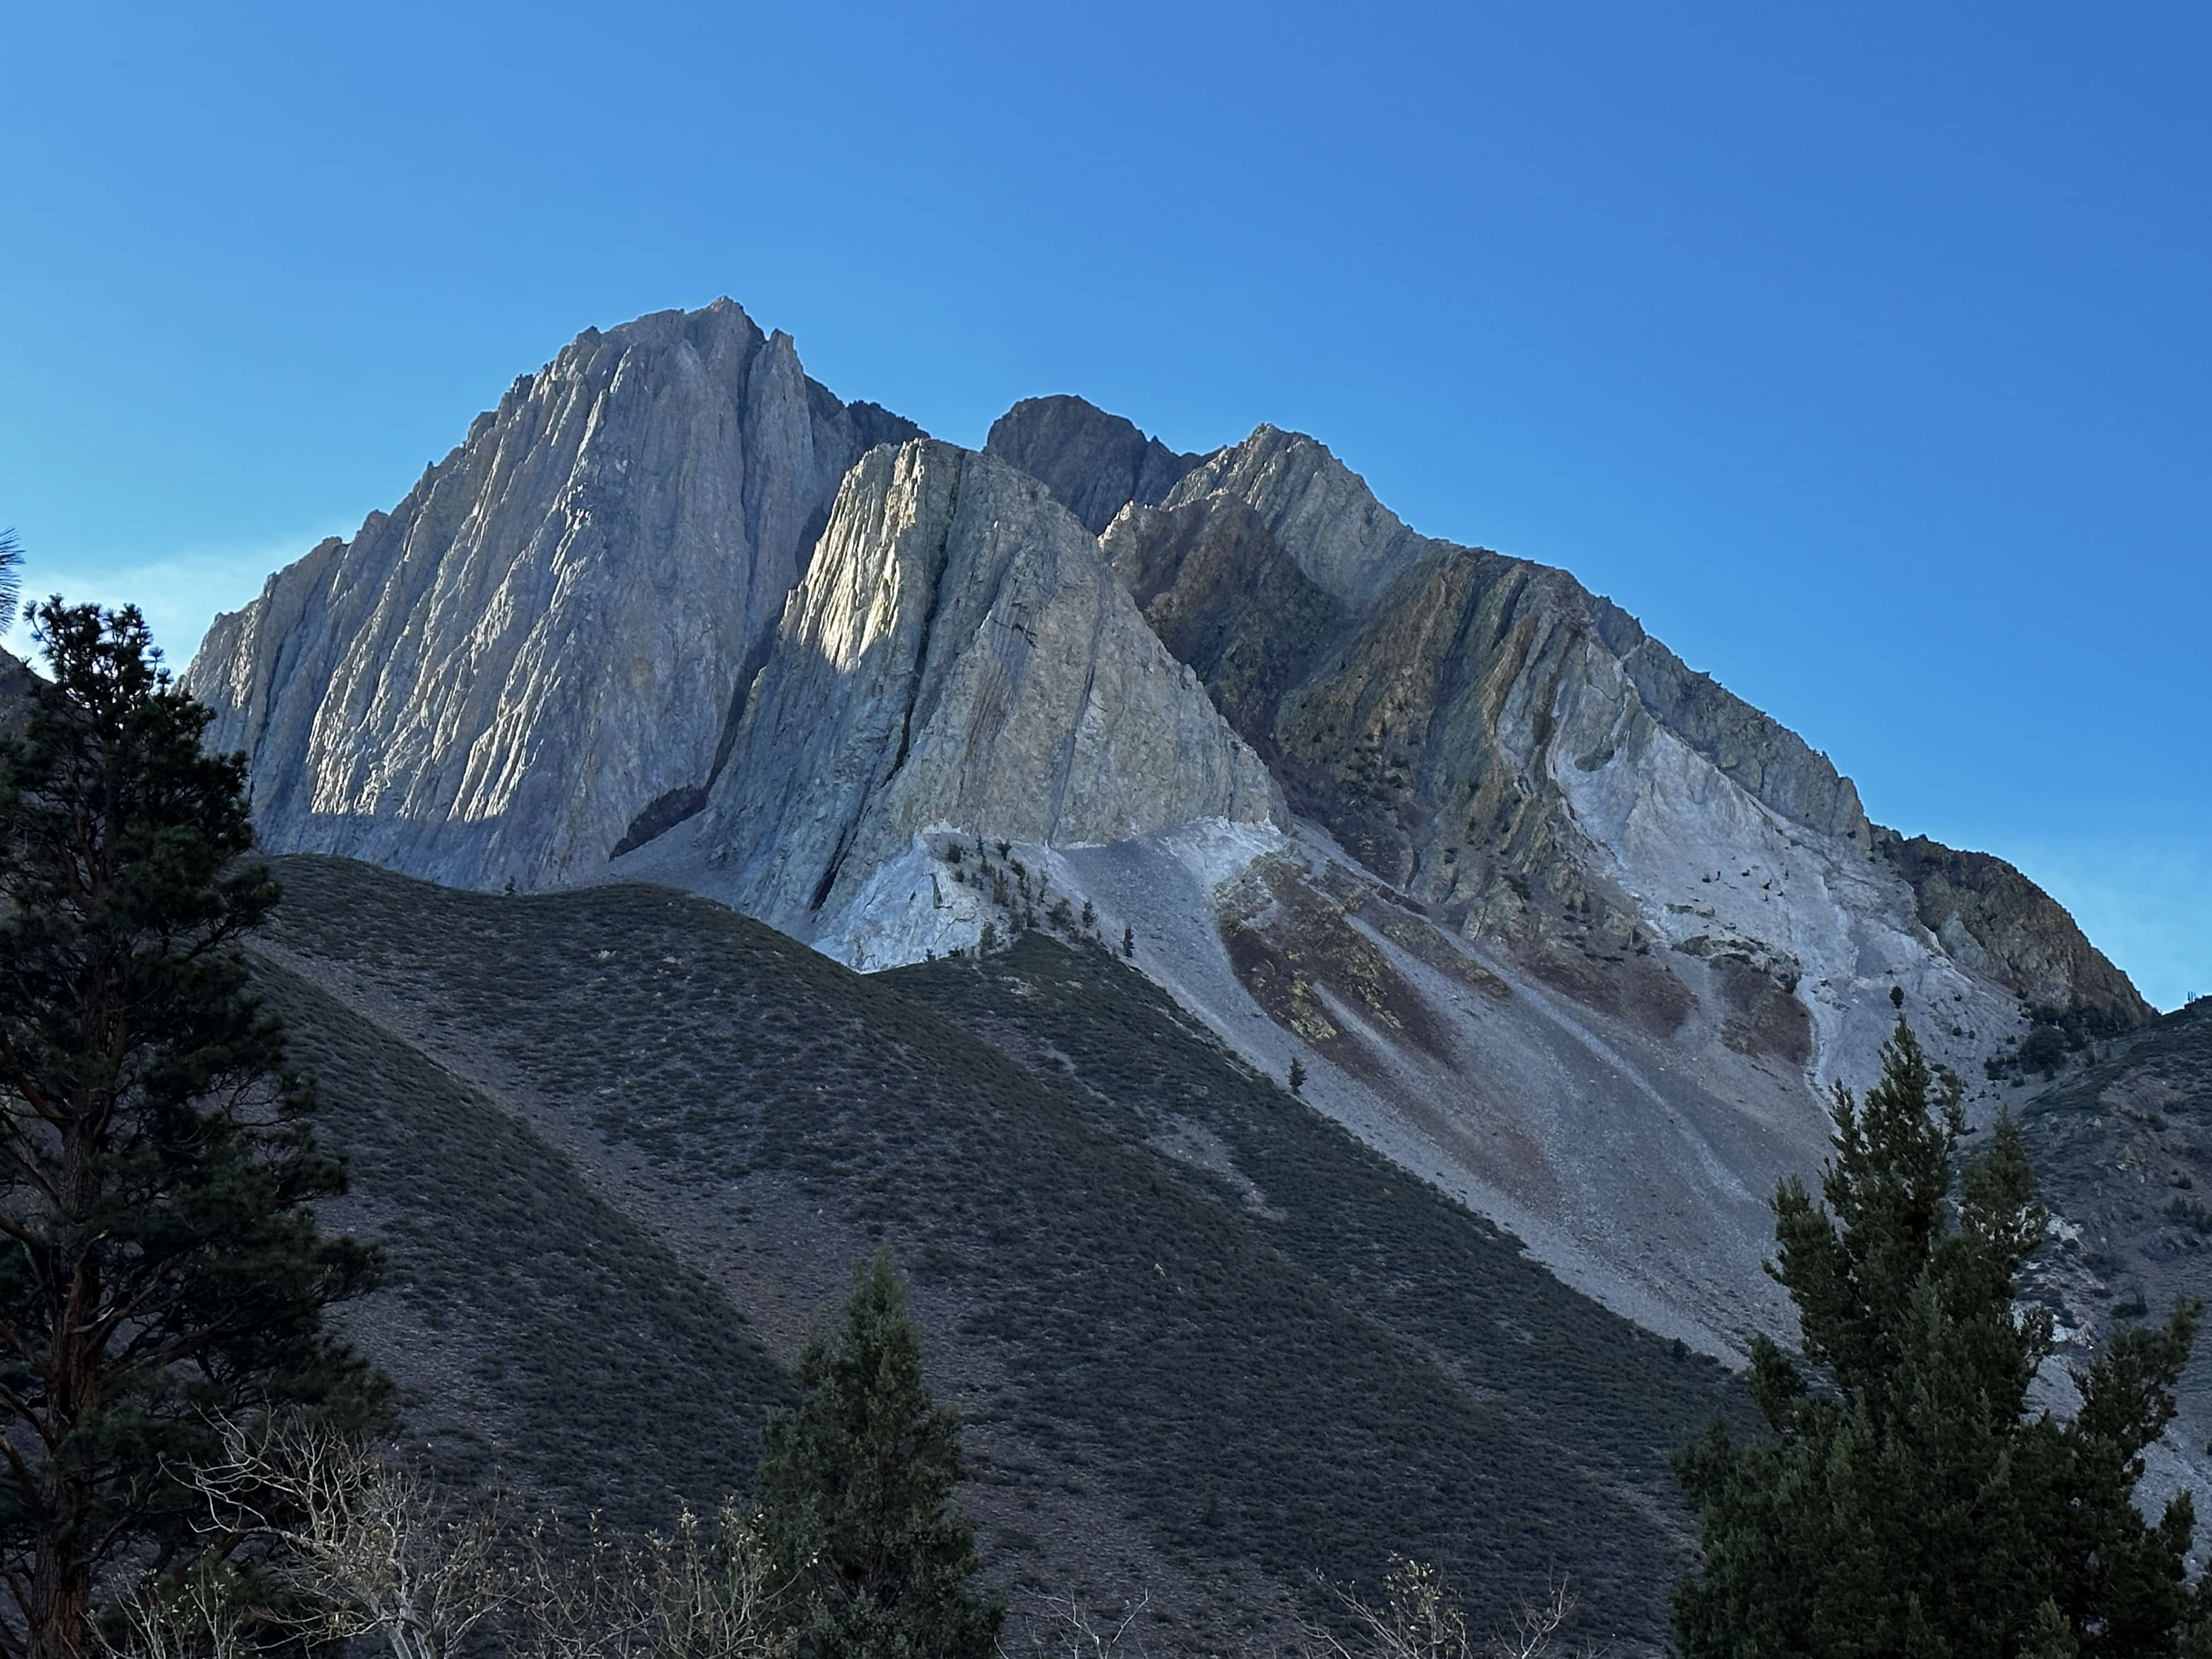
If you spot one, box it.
[183,300,922,891]
[670,440,1280,932]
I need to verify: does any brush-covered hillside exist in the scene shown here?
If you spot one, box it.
[251,854,1745,1654]
[2010,997,2212,1488]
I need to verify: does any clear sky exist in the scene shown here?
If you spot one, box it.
[4,3,2205,1008]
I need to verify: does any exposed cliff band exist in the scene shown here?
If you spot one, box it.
[986,399,2151,1045]
[651,438,1279,931]
[184,299,921,892]
[183,304,2150,1058]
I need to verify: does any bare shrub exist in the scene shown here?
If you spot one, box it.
[100,1563,252,1659]
[113,1418,787,1659]
[176,1418,513,1659]
[1007,1587,1153,1659]
[1302,1559,1604,1659]
[511,1501,784,1659]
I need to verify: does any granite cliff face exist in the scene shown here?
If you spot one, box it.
[612,440,1280,961]
[183,300,921,892]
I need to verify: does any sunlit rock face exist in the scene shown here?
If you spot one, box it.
[184,298,922,892]
[994,407,2148,1094]
[661,439,1279,930]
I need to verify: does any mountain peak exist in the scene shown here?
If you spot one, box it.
[983,395,1203,535]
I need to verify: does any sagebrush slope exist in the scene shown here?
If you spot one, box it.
[257,854,1745,1654]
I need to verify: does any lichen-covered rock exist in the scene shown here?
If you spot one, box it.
[182,300,922,892]
[680,440,1280,929]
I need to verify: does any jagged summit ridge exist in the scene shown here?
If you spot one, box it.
[1008,396,2142,1033]
[983,396,1202,536]
[184,300,923,892]
[152,305,2163,1408]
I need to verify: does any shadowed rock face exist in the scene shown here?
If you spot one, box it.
[984,396,1202,535]
[182,299,923,893]
[1876,831,2154,1021]
[2009,997,2212,1522]
[0,650,32,737]
[670,440,1279,929]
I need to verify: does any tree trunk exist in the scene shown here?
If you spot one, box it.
[26,1523,92,1659]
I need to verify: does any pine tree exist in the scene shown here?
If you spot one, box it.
[0,602,388,1659]
[0,532,21,619]
[758,1253,1002,1659]
[1674,1018,2209,1657]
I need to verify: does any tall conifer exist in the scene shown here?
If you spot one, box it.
[0,601,386,1659]
[1675,1019,2210,1657]
[758,1253,1002,1659]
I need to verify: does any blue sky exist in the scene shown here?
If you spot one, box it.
[4,3,2205,1007]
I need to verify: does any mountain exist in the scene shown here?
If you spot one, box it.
[607,436,1279,965]
[252,853,1746,1654]
[992,406,2146,1036]
[170,299,2194,1583]
[186,300,921,893]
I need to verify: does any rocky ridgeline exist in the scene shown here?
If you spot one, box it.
[184,300,919,893]
[177,300,2159,1361]
[179,300,2149,1046]
[996,405,2149,1046]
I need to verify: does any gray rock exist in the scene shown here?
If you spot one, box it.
[1875,830,2154,1021]
[1589,601,1869,841]
[984,396,1202,535]
[688,440,1281,927]
[1154,425,1430,603]
[0,648,33,737]
[183,299,923,892]
[1097,419,2148,1042]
